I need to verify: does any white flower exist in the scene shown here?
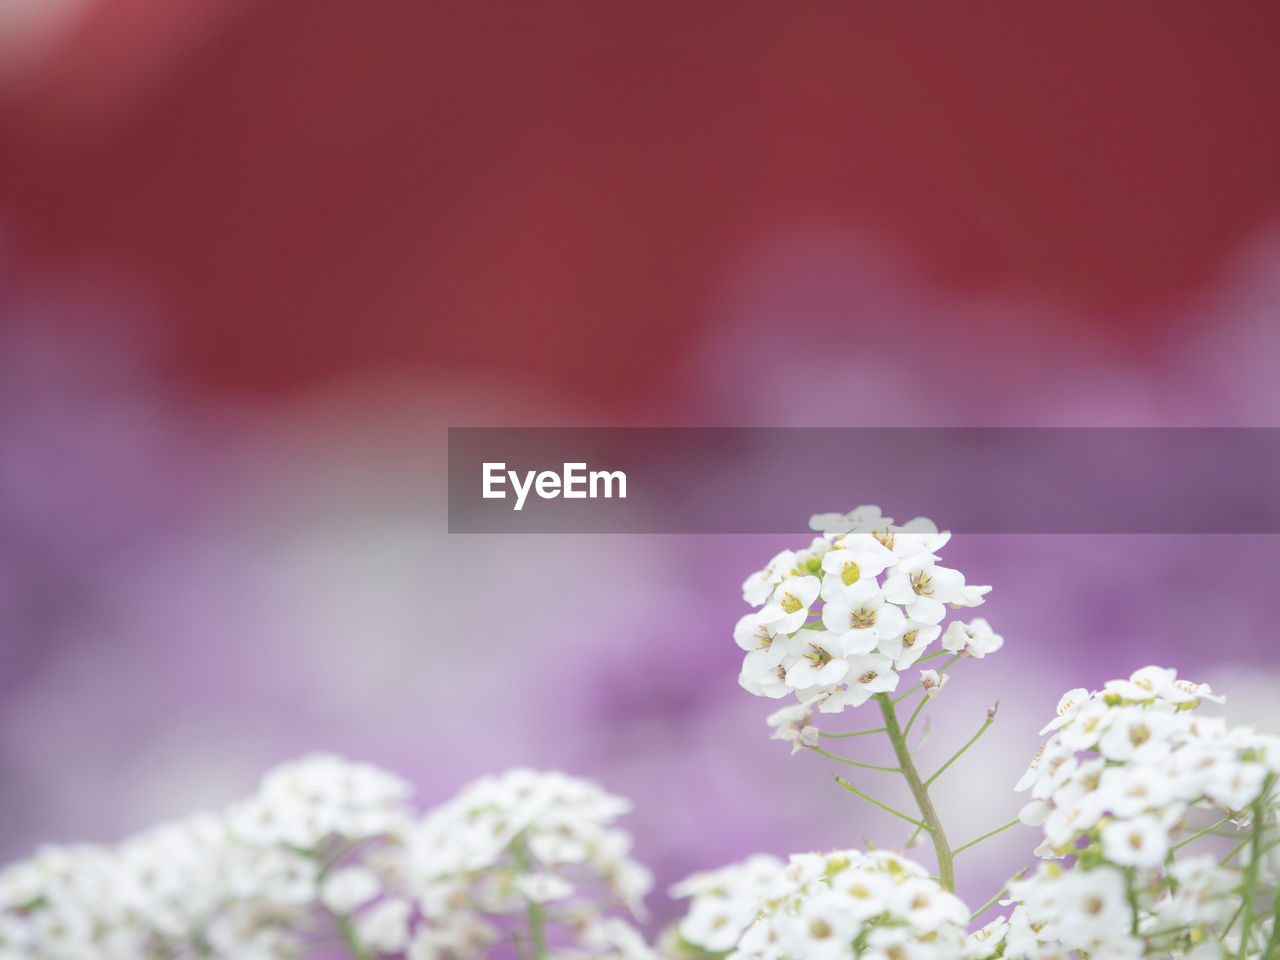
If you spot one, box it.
[883,554,966,624]
[878,619,940,669]
[742,549,796,606]
[920,669,948,700]
[1103,665,1181,702]
[941,618,1004,658]
[1202,760,1268,810]
[1094,765,1175,818]
[784,632,850,689]
[1096,707,1174,764]
[1101,816,1169,868]
[968,916,1008,953]
[885,516,952,559]
[320,866,382,915]
[767,704,819,755]
[1055,868,1133,943]
[761,575,821,635]
[821,590,906,653]
[1014,744,1046,792]
[733,611,777,652]
[809,505,892,536]
[578,917,662,960]
[955,582,992,608]
[840,653,899,706]
[671,856,786,954]
[1169,677,1225,705]
[790,886,864,952]
[355,897,413,954]
[709,850,971,960]
[819,535,898,602]
[736,508,998,719]
[1056,697,1113,752]
[680,895,750,952]
[806,684,862,714]
[228,754,413,849]
[739,652,793,699]
[513,872,574,903]
[1043,794,1107,849]
[891,875,968,933]
[406,914,498,960]
[1040,687,1090,735]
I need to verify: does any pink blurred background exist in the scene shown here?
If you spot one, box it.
[2,1,1280,926]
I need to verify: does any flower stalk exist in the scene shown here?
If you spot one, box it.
[876,692,956,893]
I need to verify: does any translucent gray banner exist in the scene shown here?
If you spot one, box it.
[447,428,1280,533]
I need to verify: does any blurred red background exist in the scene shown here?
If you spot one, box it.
[3,2,1280,407]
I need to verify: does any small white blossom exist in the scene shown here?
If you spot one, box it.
[822,590,906,653]
[920,668,948,700]
[941,617,1004,658]
[355,897,413,954]
[879,618,941,669]
[767,704,820,755]
[883,554,967,624]
[785,631,851,689]
[1100,816,1169,868]
[809,506,893,536]
[743,549,796,606]
[320,866,382,915]
[840,652,900,706]
[762,575,822,635]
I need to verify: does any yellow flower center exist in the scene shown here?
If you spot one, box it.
[806,644,833,668]
[840,561,860,586]
[848,605,877,629]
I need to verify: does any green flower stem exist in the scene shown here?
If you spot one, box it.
[952,817,1021,856]
[810,745,901,773]
[819,726,888,739]
[912,649,951,664]
[335,915,371,960]
[1223,899,1247,939]
[1124,868,1140,936]
[968,870,1024,923]
[925,703,997,788]
[906,822,926,848]
[527,900,549,960]
[1221,832,1253,867]
[876,692,956,892]
[903,695,928,739]
[1236,778,1274,960]
[1263,882,1280,959]
[832,775,929,832]
[1173,814,1234,851]
[909,720,933,757]
[511,839,549,960]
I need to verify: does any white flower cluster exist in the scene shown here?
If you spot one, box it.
[409,768,655,960]
[668,854,788,953]
[670,849,989,960]
[1002,666,1280,958]
[737,507,996,715]
[1001,858,1242,960]
[0,757,652,960]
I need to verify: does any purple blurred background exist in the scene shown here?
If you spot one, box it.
[2,2,1280,927]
